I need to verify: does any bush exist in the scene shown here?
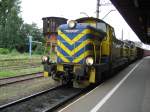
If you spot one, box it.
[0,48,10,54]
[33,45,45,55]
[10,49,20,55]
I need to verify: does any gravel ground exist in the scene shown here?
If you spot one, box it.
[0,77,59,105]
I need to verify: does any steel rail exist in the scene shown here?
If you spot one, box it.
[0,65,41,71]
[0,72,43,80]
[0,72,43,86]
[43,85,94,112]
[1,85,94,112]
[0,85,64,110]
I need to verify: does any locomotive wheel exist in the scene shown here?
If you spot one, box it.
[51,71,62,81]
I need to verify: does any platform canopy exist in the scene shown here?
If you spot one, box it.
[110,0,150,44]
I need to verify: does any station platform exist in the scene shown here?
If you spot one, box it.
[59,57,150,112]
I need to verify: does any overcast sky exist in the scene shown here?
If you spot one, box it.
[20,0,141,42]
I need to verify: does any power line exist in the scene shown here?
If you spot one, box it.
[96,0,113,18]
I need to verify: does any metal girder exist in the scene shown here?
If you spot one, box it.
[110,0,150,44]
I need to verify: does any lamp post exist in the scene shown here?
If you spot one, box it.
[101,9,116,20]
[28,35,42,58]
[29,35,32,57]
[96,0,100,18]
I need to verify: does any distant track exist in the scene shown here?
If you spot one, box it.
[0,64,41,71]
[0,72,43,86]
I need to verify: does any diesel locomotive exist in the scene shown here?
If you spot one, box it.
[42,17,143,88]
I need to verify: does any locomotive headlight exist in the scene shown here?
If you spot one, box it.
[68,20,76,28]
[86,57,94,66]
[41,56,48,62]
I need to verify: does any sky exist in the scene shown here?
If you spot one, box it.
[20,0,142,43]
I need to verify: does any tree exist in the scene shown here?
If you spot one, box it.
[0,0,23,49]
[0,0,43,53]
[19,23,44,52]
[21,23,43,41]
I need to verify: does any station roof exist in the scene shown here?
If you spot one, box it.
[110,0,150,44]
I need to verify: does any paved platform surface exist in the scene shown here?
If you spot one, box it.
[59,57,150,112]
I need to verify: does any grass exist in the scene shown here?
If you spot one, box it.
[0,53,42,60]
[0,66,43,78]
[0,53,44,78]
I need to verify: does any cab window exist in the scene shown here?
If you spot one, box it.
[80,23,96,28]
[112,30,115,37]
[97,22,106,33]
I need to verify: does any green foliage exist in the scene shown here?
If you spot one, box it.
[0,48,10,54]
[21,23,43,41]
[10,49,20,55]
[34,45,45,55]
[0,0,44,53]
[0,0,23,49]
[20,23,44,52]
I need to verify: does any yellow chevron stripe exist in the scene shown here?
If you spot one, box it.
[57,39,92,56]
[73,50,93,63]
[57,51,70,62]
[73,40,92,55]
[58,29,91,45]
[57,40,71,56]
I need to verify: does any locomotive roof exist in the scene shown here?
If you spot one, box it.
[76,17,113,28]
[59,23,105,32]
[42,16,67,20]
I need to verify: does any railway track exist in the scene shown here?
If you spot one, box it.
[0,64,41,71]
[0,85,87,112]
[0,72,43,86]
